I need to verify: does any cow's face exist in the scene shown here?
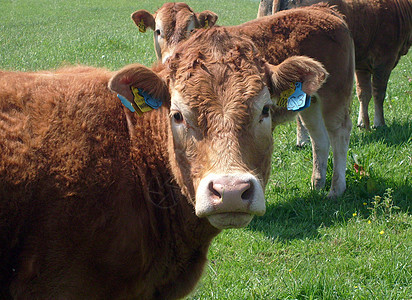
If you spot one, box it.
[109,28,327,230]
[167,73,273,229]
[131,3,218,63]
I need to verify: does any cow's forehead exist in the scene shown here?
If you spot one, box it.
[155,3,195,39]
[169,61,267,135]
[165,27,269,133]
[170,83,270,138]
[155,2,193,16]
[168,28,266,104]
[172,61,265,106]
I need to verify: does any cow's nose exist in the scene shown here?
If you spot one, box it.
[196,173,266,217]
[208,178,253,204]
[195,173,266,229]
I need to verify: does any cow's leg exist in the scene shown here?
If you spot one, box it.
[325,107,352,197]
[372,66,392,128]
[257,0,273,18]
[322,86,352,197]
[355,70,372,129]
[298,101,329,191]
[296,115,310,147]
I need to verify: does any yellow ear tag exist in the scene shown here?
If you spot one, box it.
[131,86,153,114]
[278,83,296,108]
[138,19,146,33]
[204,19,209,29]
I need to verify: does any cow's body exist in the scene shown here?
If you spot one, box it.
[0,67,217,299]
[234,5,354,197]
[136,3,355,197]
[264,0,412,129]
[0,25,328,298]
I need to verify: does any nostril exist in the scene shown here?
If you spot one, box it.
[208,181,221,200]
[210,178,253,202]
[241,182,254,201]
[196,174,265,219]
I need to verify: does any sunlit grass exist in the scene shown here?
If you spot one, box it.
[0,0,410,299]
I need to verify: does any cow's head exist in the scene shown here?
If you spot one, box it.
[109,27,327,230]
[131,2,218,63]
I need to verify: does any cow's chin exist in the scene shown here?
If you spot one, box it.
[206,213,254,229]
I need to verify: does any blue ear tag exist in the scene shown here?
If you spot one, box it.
[117,88,162,115]
[117,94,136,112]
[137,88,162,109]
[286,82,311,112]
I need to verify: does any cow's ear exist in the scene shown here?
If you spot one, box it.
[196,10,218,28]
[108,64,170,110]
[266,56,328,97]
[131,10,155,33]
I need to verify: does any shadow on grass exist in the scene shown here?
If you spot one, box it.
[248,175,411,242]
[252,116,412,242]
[351,119,412,147]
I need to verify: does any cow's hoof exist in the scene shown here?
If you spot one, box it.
[372,124,387,129]
[357,123,371,131]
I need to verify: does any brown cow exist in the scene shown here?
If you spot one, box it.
[0,28,327,298]
[264,0,412,130]
[131,2,218,63]
[135,3,355,197]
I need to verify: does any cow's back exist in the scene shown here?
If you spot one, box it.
[274,0,412,68]
[0,66,216,299]
[0,67,130,206]
[234,5,355,110]
[0,67,133,295]
[344,0,412,68]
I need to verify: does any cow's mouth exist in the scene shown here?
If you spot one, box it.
[206,212,253,229]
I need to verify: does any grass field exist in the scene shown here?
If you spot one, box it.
[1,0,411,299]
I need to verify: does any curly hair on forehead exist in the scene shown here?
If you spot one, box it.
[166,26,267,81]
[165,27,269,136]
[156,2,196,45]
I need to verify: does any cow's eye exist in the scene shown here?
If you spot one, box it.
[155,29,161,36]
[261,105,270,118]
[173,112,184,123]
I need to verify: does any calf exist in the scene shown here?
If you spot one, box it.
[0,30,327,298]
[131,2,218,63]
[265,0,412,129]
[135,3,355,197]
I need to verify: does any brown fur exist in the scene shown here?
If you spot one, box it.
[132,3,218,62]
[0,27,328,296]
[230,5,355,196]
[269,0,412,128]
[0,66,219,299]
[142,3,354,196]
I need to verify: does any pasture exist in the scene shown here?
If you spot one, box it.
[0,0,410,298]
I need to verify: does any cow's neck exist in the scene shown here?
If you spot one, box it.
[124,107,219,298]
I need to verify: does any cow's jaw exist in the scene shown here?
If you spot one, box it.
[195,173,266,229]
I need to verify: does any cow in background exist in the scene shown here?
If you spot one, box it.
[261,0,412,131]
[258,0,275,17]
[0,28,327,298]
[131,2,218,63]
[134,3,355,197]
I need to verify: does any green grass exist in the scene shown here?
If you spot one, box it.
[1,0,411,299]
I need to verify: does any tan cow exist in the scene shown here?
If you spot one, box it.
[263,0,412,130]
[0,28,327,298]
[131,2,218,63]
[135,3,355,197]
